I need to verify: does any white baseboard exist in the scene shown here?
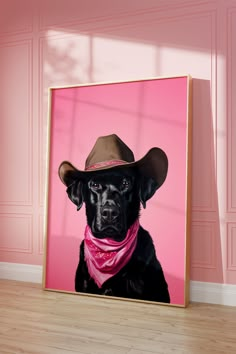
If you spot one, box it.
[0,262,42,284]
[190,280,236,306]
[0,262,236,306]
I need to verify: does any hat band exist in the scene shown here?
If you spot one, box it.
[85,159,129,171]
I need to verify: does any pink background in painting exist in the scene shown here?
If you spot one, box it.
[45,77,188,305]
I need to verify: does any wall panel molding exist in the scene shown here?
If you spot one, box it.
[39,214,44,255]
[191,221,216,269]
[0,214,33,254]
[38,37,46,208]
[227,7,236,213]
[191,11,217,212]
[227,223,236,271]
[0,39,33,207]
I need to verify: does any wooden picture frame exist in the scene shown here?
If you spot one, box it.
[43,75,192,307]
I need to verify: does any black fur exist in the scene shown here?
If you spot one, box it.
[64,166,170,303]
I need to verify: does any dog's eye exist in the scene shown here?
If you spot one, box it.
[90,181,102,190]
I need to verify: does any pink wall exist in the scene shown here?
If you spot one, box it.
[0,0,236,285]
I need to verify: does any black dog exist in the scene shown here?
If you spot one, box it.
[64,166,170,303]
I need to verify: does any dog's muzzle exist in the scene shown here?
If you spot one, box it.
[101,205,119,223]
[99,201,123,235]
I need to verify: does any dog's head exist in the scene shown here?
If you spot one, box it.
[63,167,159,241]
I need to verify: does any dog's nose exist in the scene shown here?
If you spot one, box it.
[101,206,119,222]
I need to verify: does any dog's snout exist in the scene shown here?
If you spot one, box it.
[101,206,119,222]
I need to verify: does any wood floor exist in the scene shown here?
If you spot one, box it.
[0,280,236,354]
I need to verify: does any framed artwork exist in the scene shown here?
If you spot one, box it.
[43,75,192,307]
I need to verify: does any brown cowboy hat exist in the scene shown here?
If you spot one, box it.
[58,134,168,188]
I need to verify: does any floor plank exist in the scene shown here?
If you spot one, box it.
[0,280,236,353]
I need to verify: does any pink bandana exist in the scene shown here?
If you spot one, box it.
[84,220,139,288]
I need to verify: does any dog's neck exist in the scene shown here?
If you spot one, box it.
[83,219,140,288]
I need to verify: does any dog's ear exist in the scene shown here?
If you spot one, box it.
[139,175,159,209]
[59,166,84,210]
[60,167,78,187]
[66,180,84,211]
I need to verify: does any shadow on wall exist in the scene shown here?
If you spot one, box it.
[191,79,223,284]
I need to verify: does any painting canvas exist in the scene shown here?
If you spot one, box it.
[43,75,192,307]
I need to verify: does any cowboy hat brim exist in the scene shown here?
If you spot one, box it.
[58,147,168,189]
